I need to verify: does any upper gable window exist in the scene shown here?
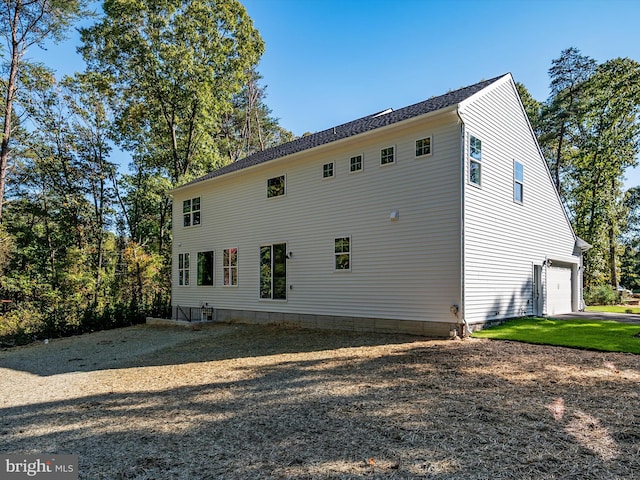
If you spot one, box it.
[415,136,432,157]
[469,136,482,186]
[323,162,334,179]
[267,175,285,198]
[183,197,201,227]
[514,161,524,203]
[380,146,395,165]
[350,154,363,172]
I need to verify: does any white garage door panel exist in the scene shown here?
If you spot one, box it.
[547,266,572,315]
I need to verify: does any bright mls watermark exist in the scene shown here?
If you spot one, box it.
[1,455,78,479]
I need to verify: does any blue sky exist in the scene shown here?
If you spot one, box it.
[29,0,640,189]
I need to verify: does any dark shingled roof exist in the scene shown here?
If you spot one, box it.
[181,74,506,188]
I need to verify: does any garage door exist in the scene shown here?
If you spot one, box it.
[547,266,573,315]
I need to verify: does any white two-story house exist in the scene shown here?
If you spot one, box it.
[170,73,586,337]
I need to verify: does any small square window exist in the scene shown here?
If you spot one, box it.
[267,175,285,197]
[416,136,432,157]
[323,162,334,178]
[381,146,395,165]
[350,155,363,172]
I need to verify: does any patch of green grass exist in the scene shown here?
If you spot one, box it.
[585,305,640,314]
[472,317,640,354]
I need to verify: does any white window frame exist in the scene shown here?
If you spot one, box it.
[183,197,201,227]
[334,236,351,272]
[380,145,395,166]
[267,175,286,198]
[197,250,214,286]
[415,136,433,158]
[259,243,288,301]
[178,252,190,286]
[469,135,482,186]
[322,162,334,179]
[223,247,238,286]
[349,154,363,173]
[514,160,524,203]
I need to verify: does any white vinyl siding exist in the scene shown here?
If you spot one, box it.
[172,115,463,323]
[460,76,579,324]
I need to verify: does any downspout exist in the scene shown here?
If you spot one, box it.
[456,108,469,337]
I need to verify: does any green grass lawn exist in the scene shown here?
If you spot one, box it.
[585,305,640,314]
[472,317,640,354]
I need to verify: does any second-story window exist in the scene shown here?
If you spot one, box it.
[469,135,482,186]
[323,162,334,178]
[381,146,395,165]
[183,197,201,227]
[267,175,286,198]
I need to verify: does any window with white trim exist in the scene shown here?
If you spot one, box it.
[183,197,201,227]
[323,162,334,178]
[260,243,287,300]
[334,237,351,271]
[223,247,238,286]
[469,135,482,185]
[514,161,524,203]
[267,175,285,198]
[197,251,214,286]
[350,154,363,172]
[178,253,190,286]
[415,136,432,157]
[380,146,395,165]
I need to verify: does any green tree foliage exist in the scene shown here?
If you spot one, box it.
[533,50,640,289]
[0,2,294,345]
[621,187,640,290]
[79,0,265,184]
[0,0,90,222]
[539,48,596,197]
[219,70,295,163]
[515,82,542,133]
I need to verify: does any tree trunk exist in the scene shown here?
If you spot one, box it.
[0,1,23,222]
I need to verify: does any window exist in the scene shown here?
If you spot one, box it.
[469,135,482,185]
[514,161,524,203]
[323,162,334,178]
[415,136,432,157]
[223,248,238,286]
[183,197,201,227]
[178,253,190,286]
[267,175,286,198]
[380,146,395,165]
[334,237,351,271]
[260,243,287,300]
[350,154,363,172]
[197,251,214,286]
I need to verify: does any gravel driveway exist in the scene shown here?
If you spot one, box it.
[1,323,639,479]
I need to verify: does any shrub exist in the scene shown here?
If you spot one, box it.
[584,285,619,306]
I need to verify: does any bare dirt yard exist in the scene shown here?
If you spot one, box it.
[1,323,639,479]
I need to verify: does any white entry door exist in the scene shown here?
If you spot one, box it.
[547,265,573,315]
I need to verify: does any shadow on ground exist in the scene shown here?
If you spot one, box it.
[1,328,639,479]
